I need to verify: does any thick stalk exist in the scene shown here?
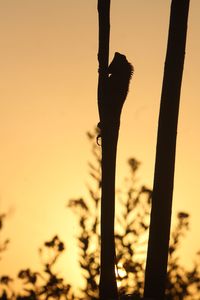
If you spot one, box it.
[144,1,190,299]
[99,124,119,299]
[97,1,118,299]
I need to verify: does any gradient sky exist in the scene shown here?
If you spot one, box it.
[0,0,200,290]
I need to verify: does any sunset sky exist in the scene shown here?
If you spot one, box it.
[0,0,200,290]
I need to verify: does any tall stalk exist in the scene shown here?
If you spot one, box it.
[144,1,190,299]
[97,1,118,299]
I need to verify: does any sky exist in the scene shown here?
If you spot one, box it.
[0,0,200,291]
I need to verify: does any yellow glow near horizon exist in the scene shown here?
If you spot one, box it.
[0,0,200,291]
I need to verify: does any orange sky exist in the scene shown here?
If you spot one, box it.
[0,0,200,290]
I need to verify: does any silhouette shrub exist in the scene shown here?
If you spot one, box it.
[0,129,200,299]
[68,129,200,299]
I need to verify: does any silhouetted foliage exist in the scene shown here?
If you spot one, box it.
[0,236,77,300]
[0,129,200,299]
[68,129,200,299]
[0,214,9,259]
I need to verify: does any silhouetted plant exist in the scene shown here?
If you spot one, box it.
[166,213,200,300]
[68,129,200,299]
[0,213,13,299]
[0,236,77,300]
[144,2,190,298]
[67,130,151,298]
[0,213,9,260]
[1,129,200,299]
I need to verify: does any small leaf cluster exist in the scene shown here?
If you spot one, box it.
[0,214,9,260]
[0,236,77,300]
